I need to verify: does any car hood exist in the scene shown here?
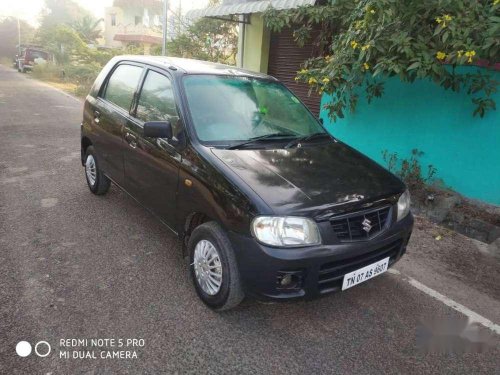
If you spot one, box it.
[210,140,405,217]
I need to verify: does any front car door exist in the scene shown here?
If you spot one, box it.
[91,63,144,186]
[123,68,183,230]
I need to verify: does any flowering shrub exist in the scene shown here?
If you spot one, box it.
[265,0,499,120]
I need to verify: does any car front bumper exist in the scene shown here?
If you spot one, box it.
[228,213,414,301]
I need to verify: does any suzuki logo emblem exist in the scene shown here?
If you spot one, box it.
[362,218,373,233]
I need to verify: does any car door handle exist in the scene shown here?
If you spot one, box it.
[156,138,181,161]
[93,110,100,124]
[125,132,138,148]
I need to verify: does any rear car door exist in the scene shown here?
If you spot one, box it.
[91,63,144,186]
[123,68,183,229]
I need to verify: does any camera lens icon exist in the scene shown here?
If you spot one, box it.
[16,341,51,358]
[15,341,31,357]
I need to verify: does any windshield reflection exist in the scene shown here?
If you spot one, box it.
[183,75,325,145]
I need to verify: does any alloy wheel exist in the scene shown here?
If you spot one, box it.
[85,154,97,187]
[193,239,223,296]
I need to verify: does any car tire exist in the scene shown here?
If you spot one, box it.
[84,146,111,195]
[188,222,244,311]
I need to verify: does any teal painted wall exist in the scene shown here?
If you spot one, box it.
[320,67,500,205]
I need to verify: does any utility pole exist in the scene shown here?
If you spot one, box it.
[17,18,21,56]
[178,1,181,36]
[162,0,168,56]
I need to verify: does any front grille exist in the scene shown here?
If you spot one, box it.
[330,206,391,242]
[317,239,403,293]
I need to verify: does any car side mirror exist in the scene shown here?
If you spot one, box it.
[319,118,324,125]
[143,121,172,139]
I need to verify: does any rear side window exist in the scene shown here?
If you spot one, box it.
[136,70,182,137]
[29,50,48,60]
[104,64,143,112]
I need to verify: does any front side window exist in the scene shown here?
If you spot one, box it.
[136,70,181,137]
[103,64,143,112]
[183,75,325,145]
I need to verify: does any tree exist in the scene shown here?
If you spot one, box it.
[36,0,92,48]
[41,24,88,64]
[38,0,91,29]
[0,17,35,58]
[265,0,500,119]
[71,15,103,44]
[36,0,107,64]
[166,18,238,63]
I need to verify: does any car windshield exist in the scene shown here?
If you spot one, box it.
[183,75,326,146]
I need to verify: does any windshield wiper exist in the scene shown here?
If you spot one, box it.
[227,133,296,150]
[284,132,330,149]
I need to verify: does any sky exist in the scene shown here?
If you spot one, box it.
[0,0,209,26]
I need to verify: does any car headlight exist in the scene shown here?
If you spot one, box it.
[397,190,411,221]
[251,216,321,247]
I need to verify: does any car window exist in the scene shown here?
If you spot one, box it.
[136,70,181,136]
[183,75,324,143]
[104,64,143,112]
[30,51,48,60]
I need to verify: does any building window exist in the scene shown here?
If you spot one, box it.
[111,14,116,26]
[135,16,142,25]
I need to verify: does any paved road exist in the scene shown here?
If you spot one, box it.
[0,65,499,374]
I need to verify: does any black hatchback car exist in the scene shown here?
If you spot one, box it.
[81,56,413,310]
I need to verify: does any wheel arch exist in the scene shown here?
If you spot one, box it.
[81,136,92,165]
[181,212,217,257]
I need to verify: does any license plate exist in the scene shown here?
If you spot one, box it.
[342,257,390,291]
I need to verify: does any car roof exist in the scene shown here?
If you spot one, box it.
[115,55,276,80]
[26,48,48,53]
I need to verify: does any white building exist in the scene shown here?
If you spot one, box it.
[104,0,164,53]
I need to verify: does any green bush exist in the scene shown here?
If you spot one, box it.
[64,63,101,97]
[265,0,500,120]
[63,63,100,86]
[31,63,64,81]
[31,61,100,97]
[382,149,438,196]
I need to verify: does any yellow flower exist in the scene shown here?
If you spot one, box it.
[363,62,370,70]
[436,51,446,60]
[324,55,331,62]
[294,76,300,81]
[367,8,375,14]
[457,50,464,57]
[322,77,330,84]
[308,77,317,85]
[436,14,452,27]
[361,44,371,51]
[351,41,359,49]
[465,50,476,63]
[354,20,364,30]
[495,0,500,5]
[298,68,308,74]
